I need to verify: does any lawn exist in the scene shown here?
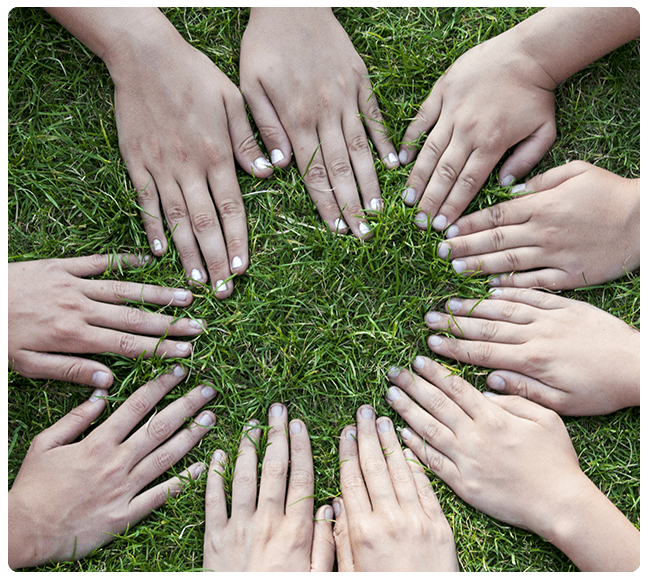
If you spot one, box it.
[7,7,640,572]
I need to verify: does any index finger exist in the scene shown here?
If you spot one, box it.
[338,425,371,516]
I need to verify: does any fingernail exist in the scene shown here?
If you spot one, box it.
[369,197,383,211]
[452,259,467,274]
[270,149,284,165]
[270,403,284,417]
[488,276,501,287]
[214,280,227,293]
[387,152,398,165]
[213,449,226,463]
[189,318,205,331]
[432,214,447,230]
[404,448,416,460]
[377,419,391,433]
[89,388,107,403]
[359,222,371,236]
[174,289,190,302]
[231,256,243,270]
[501,174,515,187]
[360,406,374,419]
[511,183,527,194]
[401,187,417,205]
[398,150,408,165]
[387,366,401,379]
[190,268,202,281]
[446,224,460,239]
[333,499,341,517]
[201,385,215,398]
[334,218,348,233]
[176,342,191,353]
[426,311,441,324]
[428,335,443,348]
[197,412,215,427]
[152,238,163,253]
[448,298,462,313]
[346,427,357,442]
[324,505,334,520]
[92,371,111,388]
[386,386,401,402]
[414,211,428,226]
[193,463,207,477]
[488,375,506,391]
[483,391,499,397]
[489,287,502,297]
[438,242,451,260]
[254,156,272,171]
[412,355,425,369]
[400,427,412,441]
[290,420,302,435]
[173,364,186,377]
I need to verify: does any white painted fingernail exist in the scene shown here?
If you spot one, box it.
[214,280,227,292]
[270,403,283,417]
[400,427,412,441]
[446,224,460,239]
[290,421,302,435]
[335,218,348,232]
[386,386,401,402]
[404,448,416,460]
[452,259,467,274]
[489,287,502,297]
[92,371,111,388]
[152,238,163,253]
[401,187,417,205]
[483,391,499,398]
[488,375,506,391]
[190,319,205,331]
[412,355,425,369]
[174,289,190,302]
[197,413,215,427]
[377,419,391,433]
[270,149,284,165]
[438,242,451,260]
[428,335,442,347]
[387,366,401,379]
[448,298,462,312]
[193,463,207,477]
[231,256,243,270]
[360,406,374,419]
[201,385,215,398]
[511,183,527,194]
[501,174,515,187]
[176,342,191,353]
[333,500,341,517]
[173,365,185,377]
[426,311,441,324]
[213,449,226,463]
[387,152,398,165]
[190,268,202,281]
[370,197,383,211]
[89,388,106,402]
[346,428,357,442]
[414,211,428,226]
[359,222,371,236]
[254,156,272,171]
[398,150,408,165]
[324,506,334,520]
[432,214,447,230]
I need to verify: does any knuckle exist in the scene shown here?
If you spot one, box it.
[165,203,190,224]
[347,134,370,155]
[487,204,507,228]
[488,227,507,251]
[422,420,440,443]
[111,280,132,301]
[233,469,257,487]
[421,138,443,161]
[289,468,314,489]
[234,133,260,158]
[151,447,174,472]
[262,459,286,480]
[423,390,447,416]
[217,197,244,219]
[203,141,231,167]
[423,449,444,473]
[435,161,459,183]
[361,457,388,476]
[118,332,140,358]
[478,320,499,342]
[147,415,174,441]
[123,308,146,332]
[471,342,495,366]
[341,472,366,490]
[389,466,413,485]
[125,391,150,417]
[304,162,329,185]
[502,250,520,271]
[191,211,220,235]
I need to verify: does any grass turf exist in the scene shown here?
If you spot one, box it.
[7,7,640,572]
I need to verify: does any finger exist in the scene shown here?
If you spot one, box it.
[513,160,591,194]
[338,424,372,515]
[224,88,274,178]
[31,389,108,452]
[403,448,446,522]
[125,383,217,467]
[498,120,557,186]
[426,331,521,371]
[103,365,187,443]
[355,405,397,508]
[285,418,315,520]
[489,268,574,290]
[230,420,262,518]
[449,246,548,279]
[358,84,398,169]
[398,86,443,166]
[204,449,229,534]
[425,295,534,329]
[128,460,207,525]
[62,253,149,278]
[332,498,355,572]
[240,82,292,168]
[12,351,114,389]
[375,417,421,510]
[81,278,194,308]
[258,404,289,515]
[487,370,567,412]
[311,504,335,572]
[128,164,168,257]
[482,391,559,424]
[486,286,567,310]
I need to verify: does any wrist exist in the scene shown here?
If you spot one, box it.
[8,489,51,569]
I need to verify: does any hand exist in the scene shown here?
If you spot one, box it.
[8,366,216,569]
[386,355,639,571]
[333,405,458,572]
[424,288,639,416]
[8,254,204,389]
[108,10,273,295]
[240,8,398,238]
[438,162,640,289]
[203,403,334,572]
[399,30,556,231]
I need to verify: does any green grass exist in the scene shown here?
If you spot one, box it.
[7,7,640,572]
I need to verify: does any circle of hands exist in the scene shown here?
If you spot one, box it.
[7,7,640,573]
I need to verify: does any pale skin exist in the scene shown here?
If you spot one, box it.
[8,254,203,389]
[203,404,334,572]
[386,356,640,571]
[333,405,458,572]
[45,8,273,295]
[438,162,640,289]
[240,8,399,238]
[400,8,640,232]
[424,287,639,416]
[8,366,216,569]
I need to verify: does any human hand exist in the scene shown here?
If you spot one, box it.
[438,162,640,289]
[107,9,273,295]
[8,366,215,569]
[424,288,640,416]
[399,31,556,231]
[8,254,204,389]
[333,405,458,572]
[203,403,334,571]
[240,8,398,238]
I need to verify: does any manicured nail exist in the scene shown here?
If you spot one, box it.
[438,242,451,260]
[335,218,348,232]
[270,403,284,417]
[488,276,501,287]
[201,385,215,398]
[89,388,107,403]
[432,214,447,230]
[387,366,401,379]
[448,298,462,313]
[386,386,401,402]
[483,391,499,397]
[360,406,374,419]
[333,499,341,517]
[193,463,207,477]
[446,224,460,239]
[404,448,416,460]
[400,427,412,441]
[173,365,186,377]
[401,187,417,205]
[213,449,226,463]
[152,238,163,253]
[488,374,506,391]
[190,268,202,281]
[346,427,357,442]
[511,183,527,194]
[290,420,303,435]
[398,150,408,165]
[501,174,515,187]
[359,222,371,236]
[189,318,205,331]
[412,355,425,369]
[489,287,502,297]
[174,289,190,302]
[214,280,227,293]
[270,149,284,165]
[414,211,428,226]
[387,152,398,165]
[324,506,334,520]
[377,419,391,433]
[426,311,441,324]
[197,412,215,427]
[176,342,191,353]
[428,335,443,348]
[452,259,467,274]
[92,371,111,388]
[369,197,383,211]
[231,256,243,270]
[254,156,272,171]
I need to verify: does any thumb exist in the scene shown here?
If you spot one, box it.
[487,370,567,414]
[17,351,114,389]
[310,504,335,572]
[498,120,556,186]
